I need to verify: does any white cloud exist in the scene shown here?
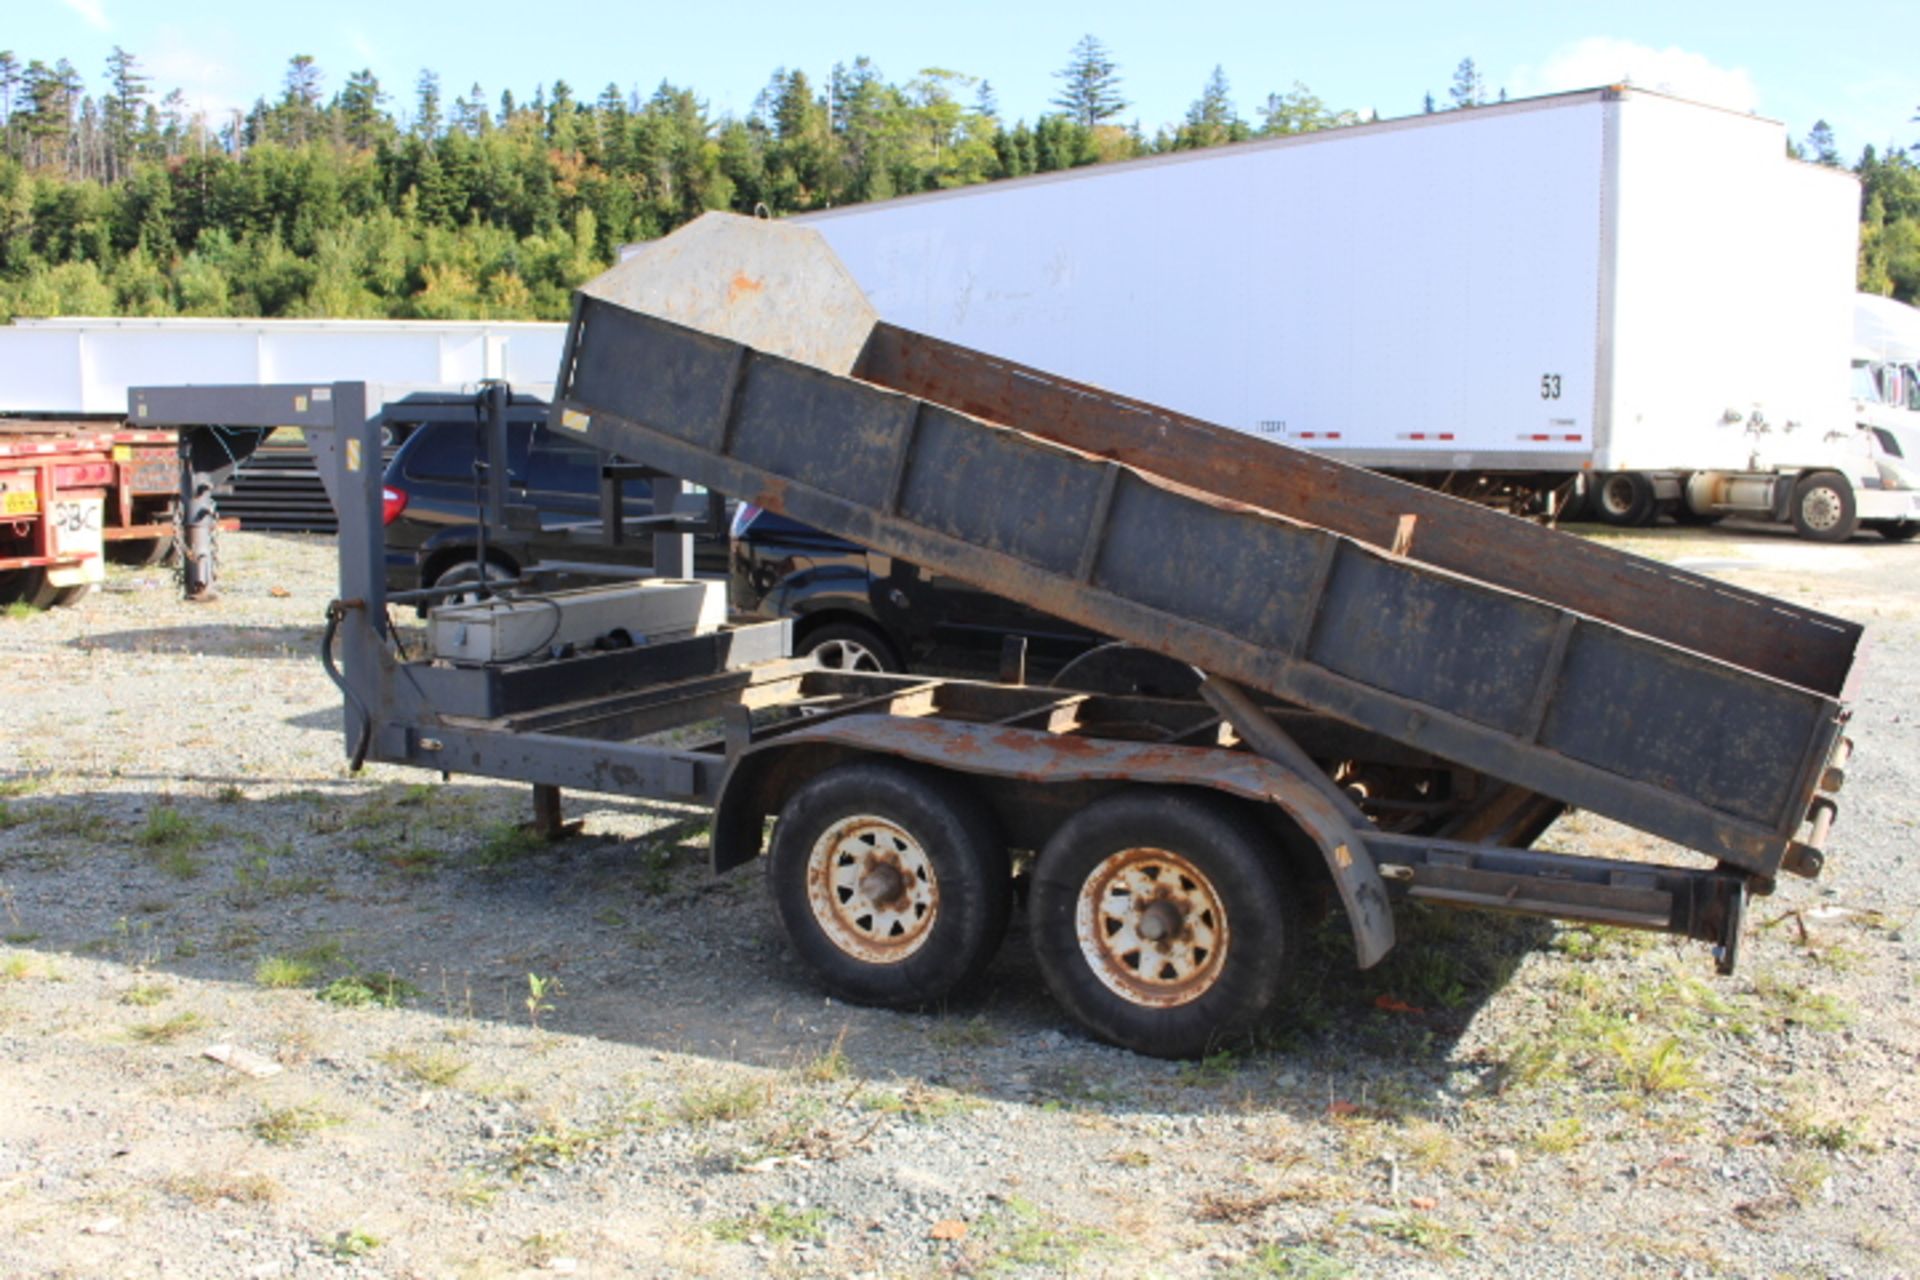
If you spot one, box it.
[144,27,249,126]
[344,27,379,67]
[61,0,111,33]
[1511,38,1758,114]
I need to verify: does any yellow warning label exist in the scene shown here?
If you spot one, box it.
[560,409,590,433]
[346,439,362,472]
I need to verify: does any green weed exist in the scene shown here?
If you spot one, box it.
[472,822,546,868]
[328,1229,380,1259]
[127,1010,206,1043]
[250,1103,343,1146]
[713,1204,827,1245]
[317,972,417,1009]
[1229,1243,1352,1279]
[255,954,323,989]
[679,1077,770,1125]
[379,1045,469,1087]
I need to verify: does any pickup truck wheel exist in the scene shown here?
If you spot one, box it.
[1592,472,1656,527]
[1789,472,1857,543]
[799,621,901,673]
[431,557,515,606]
[1029,790,1301,1058]
[768,761,1009,1007]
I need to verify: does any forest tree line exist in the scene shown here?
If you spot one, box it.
[0,41,1915,322]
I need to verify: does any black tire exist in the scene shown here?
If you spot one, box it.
[1591,472,1656,527]
[1869,520,1920,543]
[430,556,516,606]
[798,620,902,673]
[0,569,88,609]
[1789,471,1858,543]
[108,536,174,567]
[767,761,1010,1007]
[1029,789,1302,1058]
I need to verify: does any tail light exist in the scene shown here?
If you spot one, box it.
[729,502,762,539]
[382,486,408,526]
[53,462,113,487]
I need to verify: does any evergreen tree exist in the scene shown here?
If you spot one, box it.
[281,54,323,145]
[1051,35,1126,128]
[1805,120,1839,166]
[1449,58,1484,109]
[336,70,388,149]
[414,69,441,140]
[102,46,148,179]
[1175,66,1241,150]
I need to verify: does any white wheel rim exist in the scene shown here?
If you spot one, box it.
[1075,847,1229,1008]
[811,637,884,672]
[1801,487,1843,532]
[805,815,939,964]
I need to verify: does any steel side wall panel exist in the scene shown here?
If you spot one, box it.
[1540,627,1824,825]
[857,324,1862,698]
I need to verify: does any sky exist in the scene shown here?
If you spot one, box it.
[10,0,1919,161]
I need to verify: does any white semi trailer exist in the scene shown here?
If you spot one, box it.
[797,86,1917,542]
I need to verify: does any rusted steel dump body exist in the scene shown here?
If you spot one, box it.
[551,222,1854,883]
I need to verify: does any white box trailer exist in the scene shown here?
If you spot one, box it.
[0,316,565,416]
[797,87,1915,541]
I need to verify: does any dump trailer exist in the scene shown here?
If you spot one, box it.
[133,214,1859,1058]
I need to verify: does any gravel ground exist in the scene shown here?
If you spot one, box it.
[0,526,1915,1279]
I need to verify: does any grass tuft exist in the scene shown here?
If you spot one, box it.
[317,972,418,1009]
[250,1103,343,1146]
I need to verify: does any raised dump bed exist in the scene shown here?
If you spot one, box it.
[552,214,1855,882]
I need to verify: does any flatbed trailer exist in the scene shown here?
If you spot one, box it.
[0,419,181,606]
[131,215,1860,1057]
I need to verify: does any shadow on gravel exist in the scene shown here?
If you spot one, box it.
[69,625,327,659]
[0,778,1557,1117]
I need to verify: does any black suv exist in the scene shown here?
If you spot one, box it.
[381,399,727,597]
[729,503,1100,674]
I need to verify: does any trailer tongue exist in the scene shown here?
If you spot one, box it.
[134,212,1859,1057]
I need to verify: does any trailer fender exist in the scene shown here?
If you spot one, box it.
[710,714,1397,968]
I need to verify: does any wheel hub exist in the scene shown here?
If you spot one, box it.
[1801,486,1842,531]
[1075,847,1229,1008]
[805,816,939,964]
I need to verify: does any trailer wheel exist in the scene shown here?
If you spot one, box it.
[1029,790,1301,1058]
[1789,471,1857,543]
[767,761,1009,1007]
[1592,472,1656,527]
[0,569,88,609]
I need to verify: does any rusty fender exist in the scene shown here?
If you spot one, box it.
[710,714,1397,969]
